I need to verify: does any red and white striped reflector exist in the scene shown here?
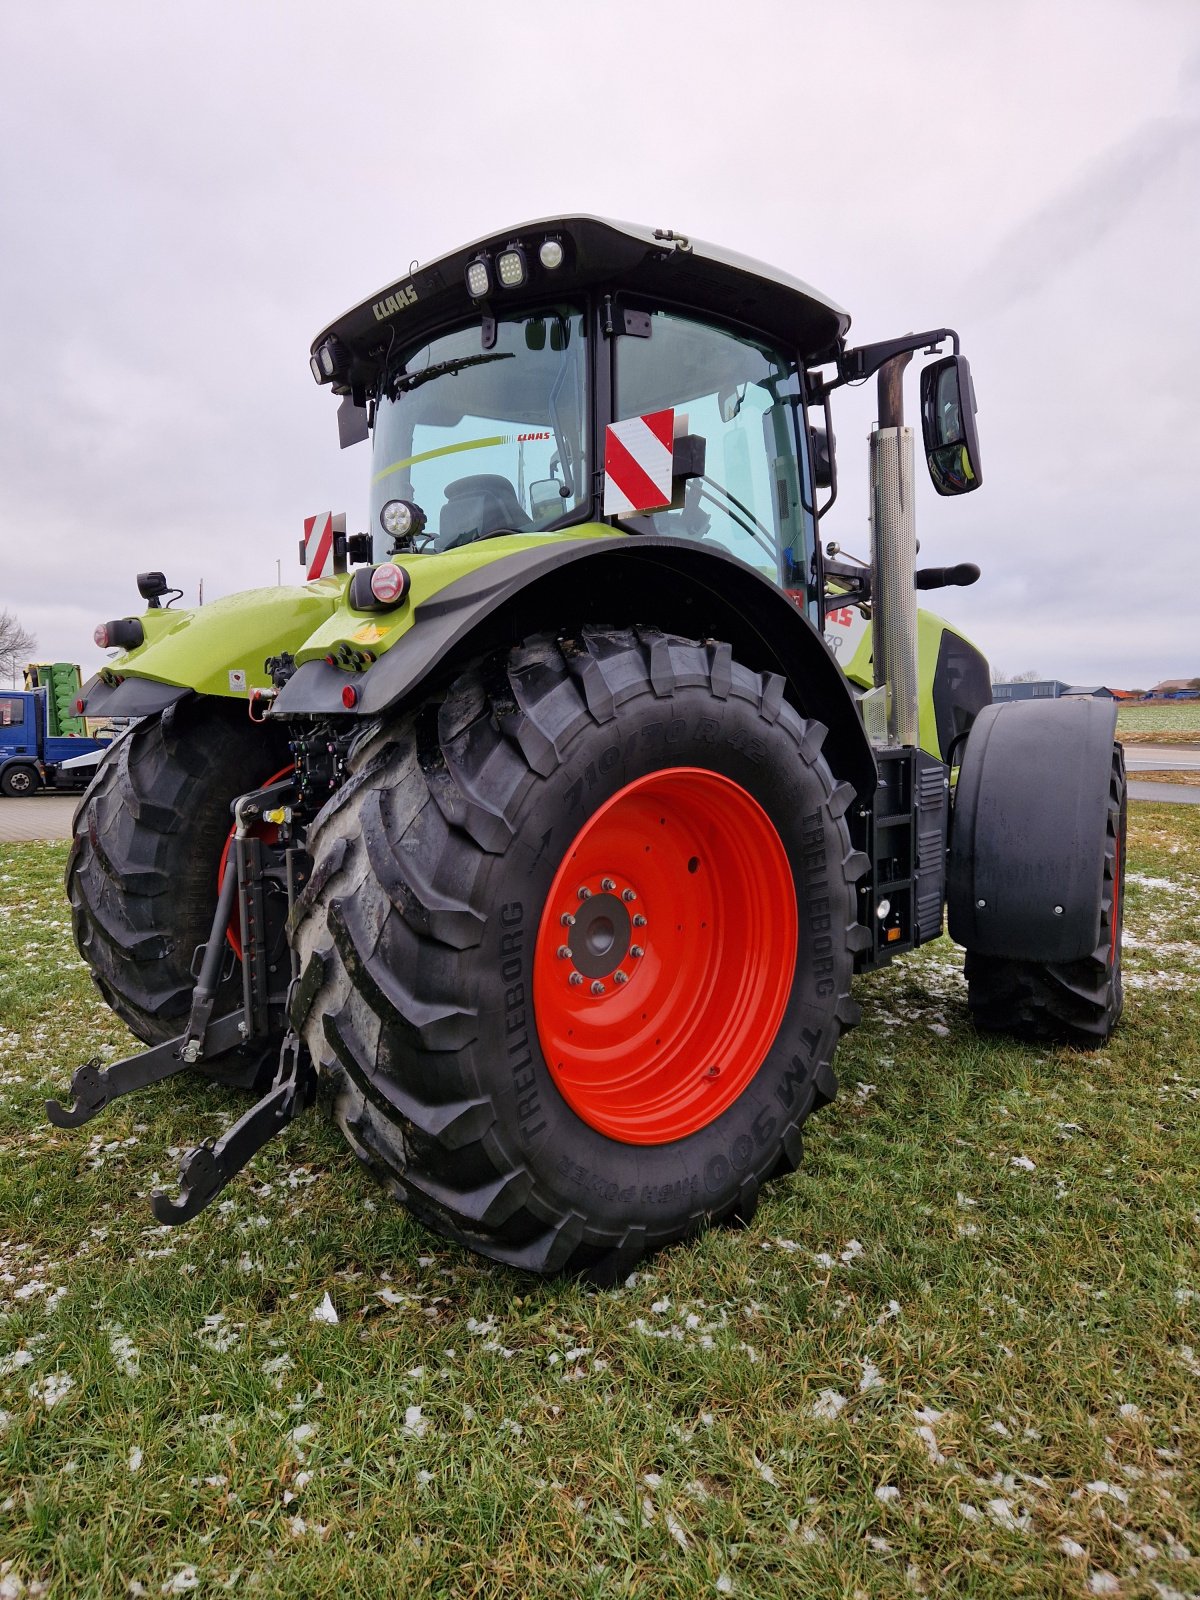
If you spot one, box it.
[303,511,334,579]
[603,409,674,517]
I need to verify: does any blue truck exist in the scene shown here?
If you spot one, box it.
[0,664,114,797]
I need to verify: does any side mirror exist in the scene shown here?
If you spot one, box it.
[811,424,835,488]
[529,477,567,522]
[920,354,982,495]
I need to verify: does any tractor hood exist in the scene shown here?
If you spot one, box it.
[80,582,346,716]
[79,534,615,718]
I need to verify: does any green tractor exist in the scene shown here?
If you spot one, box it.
[51,217,1125,1279]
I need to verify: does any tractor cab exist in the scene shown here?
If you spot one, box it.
[311,216,862,620]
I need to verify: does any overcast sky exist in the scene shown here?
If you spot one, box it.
[2,0,1197,689]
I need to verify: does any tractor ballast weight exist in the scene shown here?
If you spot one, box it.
[51,216,1125,1275]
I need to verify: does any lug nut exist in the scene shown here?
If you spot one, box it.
[590,980,605,995]
[569,972,583,987]
[557,945,573,960]
[601,877,616,891]
[630,945,645,958]
[614,970,628,985]
[633,914,647,927]
[578,886,592,901]
[560,912,575,927]
[622,888,637,902]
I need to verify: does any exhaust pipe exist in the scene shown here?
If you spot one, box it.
[870,352,920,747]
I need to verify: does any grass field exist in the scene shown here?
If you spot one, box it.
[1116,704,1200,744]
[1,808,1198,1599]
[1132,770,1200,788]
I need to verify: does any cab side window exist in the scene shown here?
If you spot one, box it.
[614,311,812,589]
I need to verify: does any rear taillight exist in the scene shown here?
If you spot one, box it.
[348,563,410,611]
[370,564,407,604]
[94,618,145,651]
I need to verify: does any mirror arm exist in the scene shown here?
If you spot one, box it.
[815,328,960,398]
[823,559,871,612]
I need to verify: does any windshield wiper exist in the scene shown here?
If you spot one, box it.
[385,351,514,399]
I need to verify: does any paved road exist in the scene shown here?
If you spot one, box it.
[2,744,1197,844]
[1128,780,1200,805]
[0,795,79,842]
[1124,744,1200,772]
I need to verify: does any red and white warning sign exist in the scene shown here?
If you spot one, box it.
[603,408,674,516]
[302,511,334,579]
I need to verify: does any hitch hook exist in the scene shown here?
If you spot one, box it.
[149,1031,315,1224]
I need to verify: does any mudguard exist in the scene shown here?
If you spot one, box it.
[947,698,1119,962]
[270,536,878,801]
[77,677,193,719]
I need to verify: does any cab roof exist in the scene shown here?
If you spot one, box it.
[310,215,851,397]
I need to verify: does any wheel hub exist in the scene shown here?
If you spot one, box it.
[556,883,637,982]
[532,767,798,1145]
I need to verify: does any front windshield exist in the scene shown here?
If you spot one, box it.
[370,306,588,556]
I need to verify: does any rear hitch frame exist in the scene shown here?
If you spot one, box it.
[150,1028,316,1222]
[46,771,315,1220]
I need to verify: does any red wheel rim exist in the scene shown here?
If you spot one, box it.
[533,768,798,1144]
[217,765,295,959]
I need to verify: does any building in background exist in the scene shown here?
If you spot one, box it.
[991,681,1121,701]
[1147,679,1200,699]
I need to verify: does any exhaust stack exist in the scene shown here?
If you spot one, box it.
[870,353,920,747]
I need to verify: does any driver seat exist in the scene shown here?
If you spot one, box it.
[437,474,534,551]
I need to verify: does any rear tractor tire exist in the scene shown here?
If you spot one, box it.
[291,627,870,1279]
[67,695,291,1088]
[964,744,1126,1043]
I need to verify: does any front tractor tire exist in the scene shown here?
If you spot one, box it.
[67,696,290,1085]
[291,628,868,1279]
[964,745,1126,1044]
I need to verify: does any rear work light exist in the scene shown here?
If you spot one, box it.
[94,618,145,651]
[310,336,350,386]
[496,245,527,288]
[379,498,427,545]
[465,258,491,299]
[348,563,411,611]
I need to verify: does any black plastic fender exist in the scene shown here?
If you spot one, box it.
[77,675,193,719]
[947,698,1119,962]
[272,536,878,802]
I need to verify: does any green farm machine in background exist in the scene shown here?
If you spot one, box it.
[49,218,1125,1279]
[25,663,86,736]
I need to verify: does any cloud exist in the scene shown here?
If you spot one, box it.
[0,0,1197,690]
[971,113,1200,314]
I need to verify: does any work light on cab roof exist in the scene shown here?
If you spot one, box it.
[51,214,1127,1290]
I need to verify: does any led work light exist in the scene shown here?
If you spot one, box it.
[496,246,527,288]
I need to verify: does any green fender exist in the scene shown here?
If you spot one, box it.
[271,534,880,801]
